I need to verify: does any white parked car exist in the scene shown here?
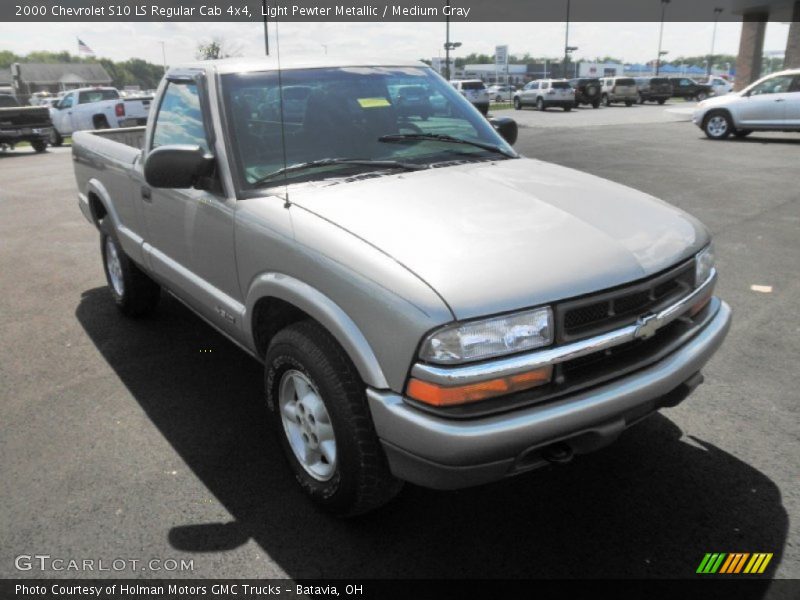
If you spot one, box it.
[704,76,733,95]
[486,84,516,102]
[48,87,153,146]
[450,80,490,115]
[692,69,800,139]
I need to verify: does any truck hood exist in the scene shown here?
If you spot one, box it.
[289,158,708,320]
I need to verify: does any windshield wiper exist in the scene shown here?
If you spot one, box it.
[251,157,427,186]
[378,133,517,158]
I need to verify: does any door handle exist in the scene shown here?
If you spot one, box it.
[141,186,152,201]
[774,98,785,102]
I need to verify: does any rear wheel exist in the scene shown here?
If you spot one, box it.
[703,111,732,140]
[100,220,160,316]
[49,129,63,147]
[31,140,47,153]
[537,97,545,111]
[638,94,645,104]
[265,320,402,517]
[93,115,110,130]
[592,100,600,109]
[603,94,610,107]
[563,105,572,112]
[696,92,708,101]
[513,97,522,110]
[657,98,667,105]
[625,99,633,107]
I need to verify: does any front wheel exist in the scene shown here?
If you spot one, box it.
[513,97,522,110]
[603,94,611,107]
[49,129,63,147]
[638,94,645,104]
[563,105,572,112]
[696,92,708,102]
[537,97,545,111]
[31,140,47,153]
[100,221,160,316]
[592,100,600,109]
[625,100,633,107]
[703,111,733,140]
[657,98,666,105]
[265,321,402,517]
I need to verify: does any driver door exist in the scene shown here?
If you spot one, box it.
[737,75,794,127]
[138,78,243,338]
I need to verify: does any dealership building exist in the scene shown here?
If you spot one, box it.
[2,62,113,102]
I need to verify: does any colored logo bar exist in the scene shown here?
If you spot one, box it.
[697,553,773,574]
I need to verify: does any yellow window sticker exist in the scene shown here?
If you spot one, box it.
[357,97,391,108]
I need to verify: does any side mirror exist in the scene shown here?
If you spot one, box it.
[488,116,518,146]
[144,145,215,189]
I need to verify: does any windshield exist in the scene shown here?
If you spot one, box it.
[221,66,513,190]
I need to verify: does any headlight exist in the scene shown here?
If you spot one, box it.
[695,243,715,286]
[419,307,553,364]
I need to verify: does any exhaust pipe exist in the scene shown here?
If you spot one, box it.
[542,441,574,464]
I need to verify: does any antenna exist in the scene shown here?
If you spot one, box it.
[275,18,290,207]
[268,0,277,56]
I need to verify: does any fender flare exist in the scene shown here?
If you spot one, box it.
[85,178,119,229]
[244,272,390,390]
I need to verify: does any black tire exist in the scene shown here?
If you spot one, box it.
[93,115,110,130]
[696,92,708,102]
[31,140,47,153]
[734,129,752,138]
[100,220,160,316]
[638,94,645,104]
[537,97,545,111]
[563,105,571,112]
[49,129,63,147]
[592,100,600,109]
[603,94,611,107]
[702,110,733,140]
[513,97,522,110]
[265,320,402,517]
[625,100,633,107]
[658,98,667,105]
[478,104,489,116]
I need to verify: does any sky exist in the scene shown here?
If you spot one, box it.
[0,21,791,67]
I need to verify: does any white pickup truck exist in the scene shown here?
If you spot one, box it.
[48,87,152,146]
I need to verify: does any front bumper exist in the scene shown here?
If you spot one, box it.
[368,299,731,490]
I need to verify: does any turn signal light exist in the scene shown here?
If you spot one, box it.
[407,366,553,407]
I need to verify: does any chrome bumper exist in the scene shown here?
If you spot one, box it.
[368,299,731,489]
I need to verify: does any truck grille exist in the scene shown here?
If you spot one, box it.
[555,259,694,343]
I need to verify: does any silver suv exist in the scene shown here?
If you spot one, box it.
[514,79,575,111]
[601,77,638,106]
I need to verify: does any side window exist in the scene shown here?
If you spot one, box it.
[750,75,793,96]
[59,94,74,109]
[790,76,800,93]
[151,82,209,152]
[541,82,549,90]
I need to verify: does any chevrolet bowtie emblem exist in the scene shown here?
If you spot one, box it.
[634,313,661,339]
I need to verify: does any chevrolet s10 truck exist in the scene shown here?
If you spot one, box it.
[72,58,731,516]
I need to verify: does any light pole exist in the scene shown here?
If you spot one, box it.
[444,1,461,81]
[261,0,269,55]
[566,46,578,78]
[158,41,166,73]
[563,0,571,78]
[656,0,670,76]
[708,7,723,76]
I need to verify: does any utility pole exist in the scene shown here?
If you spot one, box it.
[563,0,571,78]
[708,7,723,76]
[656,0,670,75]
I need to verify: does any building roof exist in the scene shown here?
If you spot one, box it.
[14,62,112,84]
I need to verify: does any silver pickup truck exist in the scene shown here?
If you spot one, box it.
[72,57,731,516]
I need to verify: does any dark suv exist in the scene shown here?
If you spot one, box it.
[634,77,672,104]
[569,78,602,108]
[670,78,714,101]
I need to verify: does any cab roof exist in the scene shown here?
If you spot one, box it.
[171,56,427,76]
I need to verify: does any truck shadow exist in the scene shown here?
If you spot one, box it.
[76,287,788,583]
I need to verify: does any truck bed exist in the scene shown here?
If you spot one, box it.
[85,126,146,150]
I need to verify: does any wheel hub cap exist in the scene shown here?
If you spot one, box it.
[278,370,336,481]
[708,116,728,137]
[105,237,124,297]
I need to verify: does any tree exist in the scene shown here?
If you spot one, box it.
[196,38,241,61]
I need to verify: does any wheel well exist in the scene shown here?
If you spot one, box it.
[87,192,107,226]
[252,297,310,359]
[703,108,733,126]
[93,114,109,128]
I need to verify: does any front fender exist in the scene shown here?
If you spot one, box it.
[244,272,390,390]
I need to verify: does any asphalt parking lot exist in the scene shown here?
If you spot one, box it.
[1,103,798,585]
